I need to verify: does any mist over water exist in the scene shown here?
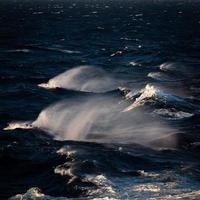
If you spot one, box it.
[27,96,176,146]
[38,65,119,93]
[1,0,200,199]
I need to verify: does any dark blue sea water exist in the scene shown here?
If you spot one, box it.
[0,0,200,199]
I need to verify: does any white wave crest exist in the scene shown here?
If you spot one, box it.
[4,89,178,148]
[31,99,106,141]
[159,62,182,72]
[129,61,139,66]
[123,84,187,112]
[159,62,174,71]
[56,146,77,157]
[10,187,67,200]
[84,174,116,198]
[38,66,118,93]
[154,109,193,119]
[123,84,159,112]
[147,72,171,81]
[3,121,33,131]
[4,95,176,147]
[8,96,175,147]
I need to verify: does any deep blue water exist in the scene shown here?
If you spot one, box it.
[0,0,200,199]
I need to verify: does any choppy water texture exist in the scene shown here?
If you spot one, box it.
[0,0,200,199]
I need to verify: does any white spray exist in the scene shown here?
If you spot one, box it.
[4,95,177,147]
[38,65,118,93]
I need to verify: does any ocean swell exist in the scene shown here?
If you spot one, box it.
[38,66,118,93]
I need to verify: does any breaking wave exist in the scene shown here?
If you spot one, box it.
[3,95,176,147]
[3,121,33,131]
[9,188,66,200]
[159,62,187,73]
[38,66,118,93]
[147,63,187,81]
[123,84,161,112]
[159,62,177,72]
[123,84,189,112]
[147,72,174,81]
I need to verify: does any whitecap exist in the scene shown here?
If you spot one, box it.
[110,51,123,57]
[123,84,159,112]
[160,62,173,71]
[56,146,77,157]
[147,72,171,81]
[10,187,67,200]
[154,109,193,119]
[138,170,160,178]
[84,175,116,197]
[133,184,160,192]
[3,121,33,131]
[3,94,176,148]
[159,62,184,72]
[129,61,138,66]
[123,84,187,112]
[54,164,73,177]
[38,66,118,93]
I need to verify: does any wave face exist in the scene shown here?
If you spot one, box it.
[123,84,178,111]
[123,84,159,111]
[122,84,196,115]
[38,66,118,93]
[4,96,176,146]
[1,0,200,199]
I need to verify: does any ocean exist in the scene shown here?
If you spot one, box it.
[0,0,200,199]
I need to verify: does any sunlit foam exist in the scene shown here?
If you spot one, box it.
[154,109,193,119]
[147,72,170,81]
[54,164,73,177]
[56,146,77,157]
[159,62,180,72]
[4,95,177,148]
[38,65,118,93]
[123,84,187,112]
[84,175,116,197]
[3,121,33,131]
[123,84,158,112]
[133,184,160,192]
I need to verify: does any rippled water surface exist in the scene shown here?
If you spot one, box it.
[0,0,200,199]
